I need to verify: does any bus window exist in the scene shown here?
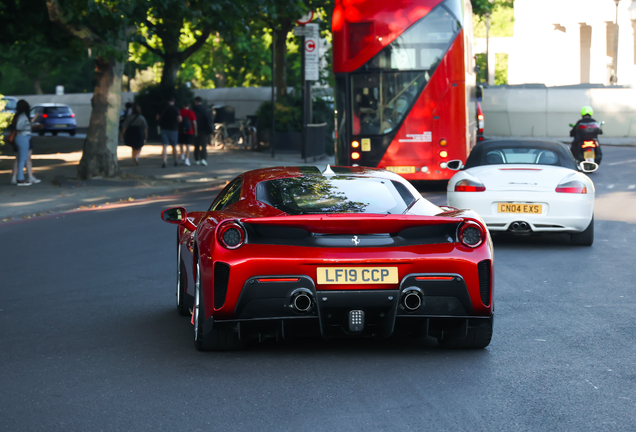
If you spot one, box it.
[349,3,461,137]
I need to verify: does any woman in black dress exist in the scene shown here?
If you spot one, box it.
[120,104,148,166]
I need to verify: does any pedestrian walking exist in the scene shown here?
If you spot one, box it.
[9,100,37,186]
[120,104,148,166]
[178,102,197,166]
[157,97,182,168]
[192,96,214,166]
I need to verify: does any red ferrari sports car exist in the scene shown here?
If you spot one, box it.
[161,165,494,351]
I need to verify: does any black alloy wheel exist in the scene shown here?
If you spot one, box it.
[176,232,189,316]
[193,260,244,352]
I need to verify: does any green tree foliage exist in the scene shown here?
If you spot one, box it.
[137,0,248,90]
[473,3,514,38]
[471,0,513,21]
[0,0,93,95]
[494,53,508,85]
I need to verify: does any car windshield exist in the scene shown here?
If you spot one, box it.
[2,98,17,110]
[44,106,71,114]
[257,176,416,215]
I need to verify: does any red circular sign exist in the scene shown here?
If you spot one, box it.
[297,11,314,25]
[305,40,316,52]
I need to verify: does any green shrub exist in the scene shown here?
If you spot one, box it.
[0,95,14,155]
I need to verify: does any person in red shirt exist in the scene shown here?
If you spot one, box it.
[178,102,198,166]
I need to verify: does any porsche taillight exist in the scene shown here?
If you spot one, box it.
[217,221,246,249]
[454,179,486,192]
[555,180,587,194]
[459,221,485,248]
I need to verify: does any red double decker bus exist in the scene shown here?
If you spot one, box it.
[332,0,478,181]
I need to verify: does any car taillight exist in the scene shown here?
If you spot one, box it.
[582,140,596,148]
[42,114,48,118]
[459,221,485,248]
[454,179,486,192]
[217,221,246,249]
[70,113,75,118]
[555,180,587,194]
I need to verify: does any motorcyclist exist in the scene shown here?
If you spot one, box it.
[570,106,602,164]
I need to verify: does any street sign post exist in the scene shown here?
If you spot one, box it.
[295,22,320,160]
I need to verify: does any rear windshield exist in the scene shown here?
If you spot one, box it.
[44,106,71,114]
[257,176,416,215]
[465,145,577,170]
[2,98,16,110]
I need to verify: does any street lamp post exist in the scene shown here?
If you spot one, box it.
[610,0,620,85]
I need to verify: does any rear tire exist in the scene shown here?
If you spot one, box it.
[38,131,45,136]
[193,261,244,351]
[571,217,594,246]
[176,233,189,316]
[69,129,76,136]
[437,316,493,349]
[51,131,58,136]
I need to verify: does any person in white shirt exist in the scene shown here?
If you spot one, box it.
[10,100,38,186]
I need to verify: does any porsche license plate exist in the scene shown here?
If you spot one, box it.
[386,166,416,174]
[583,150,595,160]
[317,267,398,284]
[498,203,542,214]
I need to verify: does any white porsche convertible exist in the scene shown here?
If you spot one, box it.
[446,140,597,246]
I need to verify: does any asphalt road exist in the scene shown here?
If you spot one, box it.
[1,146,635,431]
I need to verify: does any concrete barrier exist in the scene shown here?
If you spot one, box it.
[482,86,636,138]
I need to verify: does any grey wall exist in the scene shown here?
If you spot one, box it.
[11,87,280,128]
[481,87,636,138]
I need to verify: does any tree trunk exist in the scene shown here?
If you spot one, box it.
[77,52,124,180]
[273,22,293,98]
[33,79,43,95]
[160,52,182,91]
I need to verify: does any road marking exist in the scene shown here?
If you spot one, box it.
[585,379,599,390]
[607,184,614,189]
[535,339,546,342]
[608,159,636,166]
[629,185,635,190]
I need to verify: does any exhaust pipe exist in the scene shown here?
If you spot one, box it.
[519,222,530,231]
[290,289,314,313]
[402,288,423,311]
[511,222,520,230]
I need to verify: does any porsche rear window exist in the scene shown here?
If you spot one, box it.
[257,176,415,215]
[465,144,577,170]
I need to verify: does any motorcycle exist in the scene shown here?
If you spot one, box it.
[569,120,604,166]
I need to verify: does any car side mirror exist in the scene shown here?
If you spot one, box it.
[569,124,575,127]
[162,207,198,231]
[162,207,187,223]
[446,160,464,171]
[579,161,598,173]
[600,121,605,125]
[476,85,483,101]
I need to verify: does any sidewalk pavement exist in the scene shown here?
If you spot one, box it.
[0,137,334,222]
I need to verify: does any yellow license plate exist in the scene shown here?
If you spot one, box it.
[498,203,542,214]
[317,267,398,285]
[55,124,67,128]
[583,150,595,159]
[385,166,416,174]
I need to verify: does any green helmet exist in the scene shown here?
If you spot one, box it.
[581,106,593,116]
